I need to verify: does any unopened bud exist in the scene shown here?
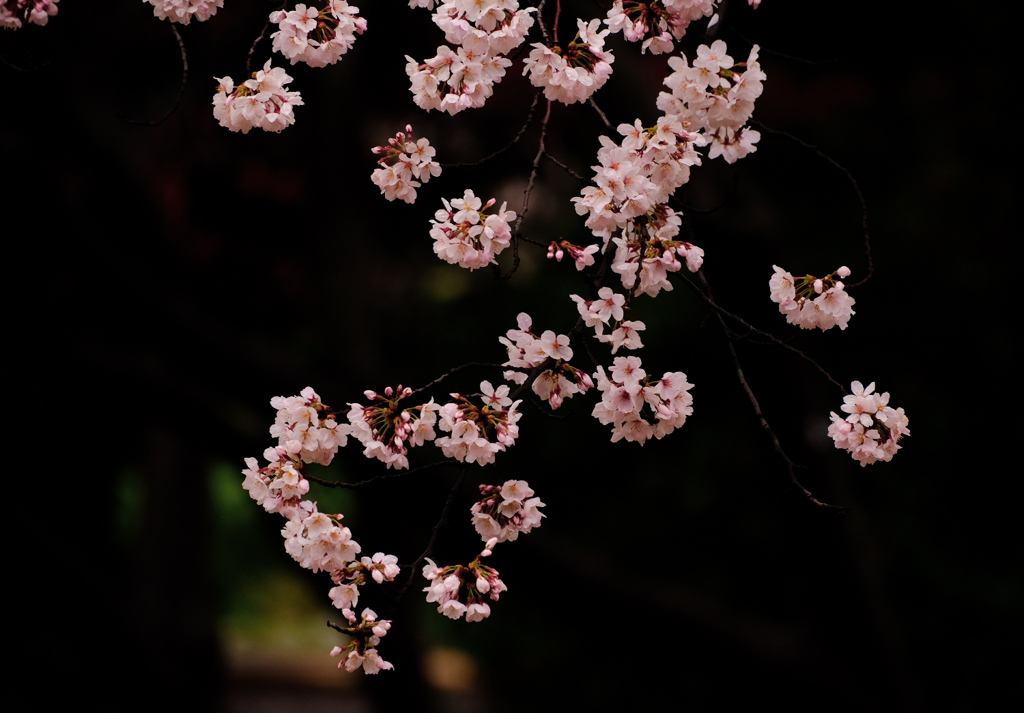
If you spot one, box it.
[813,279,824,294]
[836,265,851,278]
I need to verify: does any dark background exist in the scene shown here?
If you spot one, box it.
[6,1,1018,711]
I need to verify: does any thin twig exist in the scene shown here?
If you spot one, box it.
[395,468,468,603]
[442,91,542,168]
[751,120,873,286]
[677,270,846,392]
[697,270,848,513]
[124,24,187,126]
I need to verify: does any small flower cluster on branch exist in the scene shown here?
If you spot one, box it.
[593,356,694,444]
[145,0,222,25]
[657,40,765,163]
[471,480,545,542]
[605,0,716,55]
[828,382,910,466]
[371,125,442,204]
[523,19,614,105]
[270,1,366,68]
[213,61,303,134]
[330,608,394,673]
[405,1,535,115]
[430,190,516,270]
[423,539,507,622]
[769,265,856,331]
[499,312,593,409]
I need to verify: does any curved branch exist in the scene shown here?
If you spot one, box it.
[751,120,874,286]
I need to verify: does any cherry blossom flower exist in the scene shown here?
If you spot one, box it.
[768,265,856,331]
[329,608,394,673]
[371,125,442,204]
[592,357,694,443]
[145,0,222,25]
[471,481,545,542]
[523,19,615,104]
[213,61,303,134]
[270,1,366,68]
[829,382,909,466]
[430,190,516,270]
[422,542,507,621]
[1,0,58,28]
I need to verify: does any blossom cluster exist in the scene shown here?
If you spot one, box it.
[144,0,222,25]
[370,126,442,204]
[406,1,535,114]
[430,190,516,270]
[329,608,394,674]
[546,239,600,271]
[604,0,716,55]
[499,312,593,409]
[270,1,366,68]
[243,388,407,673]
[213,61,303,134]
[571,288,646,354]
[471,480,545,542]
[657,40,765,163]
[523,19,614,105]
[270,386,350,466]
[828,381,910,466]
[592,356,694,444]
[423,539,507,622]
[346,386,439,470]
[435,386,523,465]
[769,265,856,331]
[1,0,57,28]
[574,134,706,297]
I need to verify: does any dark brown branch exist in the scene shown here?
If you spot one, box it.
[409,361,506,398]
[677,270,846,393]
[395,467,468,603]
[442,91,542,168]
[544,152,588,182]
[698,270,848,513]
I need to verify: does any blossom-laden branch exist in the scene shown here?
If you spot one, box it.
[218,1,908,678]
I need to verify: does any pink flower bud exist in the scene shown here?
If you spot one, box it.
[813,279,823,294]
[837,265,851,278]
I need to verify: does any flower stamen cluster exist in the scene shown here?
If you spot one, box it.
[370,125,442,204]
[769,265,856,331]
[347,385,439,470]
[828,381,909,466]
